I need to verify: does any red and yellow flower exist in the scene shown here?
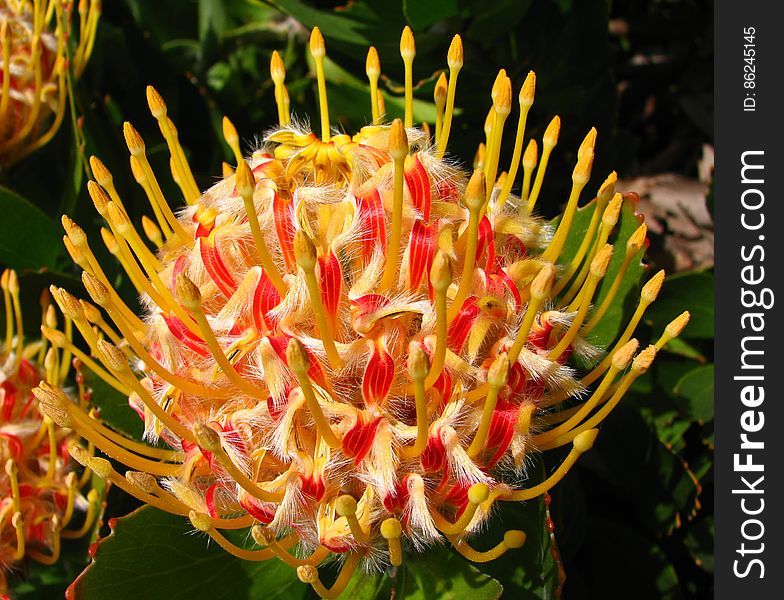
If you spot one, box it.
[36,26,688,599]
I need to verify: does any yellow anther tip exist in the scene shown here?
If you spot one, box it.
[146,86,167,119]
[122,122,145,155]
[493,76,513,115]
[380,517,403,539]
[309,27,326,57]
[126,471,157,493]
[520,71,536,107]
[598,171,618,202]
[573,428,599,453]
[286,337,311,374]
[487,353,510,388]
[400,26,416,59]
[611,339,639,370]
[87,456,113,479]
[82,272,111,307]
[193,423,222,453]
[41,325,67,348]
[222,116,239,146]
[447,34,463,69]
[627,223,648,252]
[632,345,657,373]
[429,250,452,292]
[189,511,214,532]
[407,341,429,381]
[293,228,318,270]
[464,169,486,211]
[531,264,555,300]
[467,482,490,505]
[175,273,202,310]
[388,118,409,160]
[11,513,22,529]
[434,72,448,103]
[543,116,561,147]
[236,159,256,198]
[642,270,666,302]
[96,339,128,372]
[335,494,358,517]
[251,524,273,547]
[504,530,527,549]
[89,156,112,185]
[366,46,380,76]
[270,51,286,83]
[523,139,538,167]
[666,311,691,337]
[573,150,594,184]
[297,565,319,584]
[603,193,623,226]
[590,244,613,277]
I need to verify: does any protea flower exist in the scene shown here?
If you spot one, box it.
[36,27,689,599]
[0,0,101,166]
[0,270,100,595]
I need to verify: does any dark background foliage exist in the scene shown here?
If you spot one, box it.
[0,1,713,598]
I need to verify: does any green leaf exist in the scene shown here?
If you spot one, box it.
[0,185,66,271]
[82,365,144,440]
[673,364,714,423]
[267,0,372,45]
[403,0,459,30]
[646,271,713,340]
[553,194,646,350]
[71,506,310,600]
[340,547,503,600]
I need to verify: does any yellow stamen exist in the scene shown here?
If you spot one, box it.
[436,35,463,158]
[541,133,595,262]
[189,511,276,561]
[28,516,62,565]
[141,215,163,249]
[655,311,691,350]
[236,159,287,295]
[432,482,490,535]
[297,552,361,600]
[222,116,243,164]
[2,270,13,355]
[286,339,342,449]
[293,230,343,370]
[400,26,416,128]
[497,71,536,209]
[434,72,447,143]
[483,73,512,207]
[366,46,381,125]
[424,251,451,390]
[5,460,21,513]
[310,27,330,142]
[583,223,647,332]
[547,244,613,361]
[11,513,25,560]
[506,429,599,499]
[380,518,403,566]
[401,342,430,459]
[507,264,555,364]
[146,86,201,204]
[335,494,370,543]
[252,526,328,566]
[468,354,510,457]
[448,171,485,322]
[448,529,526,563]
[527,116,561,212]
[61,488,100,539]
[379,119,408,292]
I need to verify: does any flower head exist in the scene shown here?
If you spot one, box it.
[44,28,689,598]
[0,270,99,594]
[0,0,101,166]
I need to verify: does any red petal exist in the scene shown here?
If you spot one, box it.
[447,296,480,353]
[273,192,296,271]
[356,189,386,262]
[199,232,237,299]
[267,334,327,388]
[162,314,208,356]
[239,492,276,524]
[404,154,432,222]
[252,269,282,332]
[318,251,342,326]
[361,345,394,406]
[407,219,437,292]
[1,381,17,421]
[420,431,447,472]
[476,216,496,272]
[341,416,383,464]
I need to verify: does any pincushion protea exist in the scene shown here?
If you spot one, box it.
[0,270,100,596]
[35,26,689,599]
[0,0,100,166]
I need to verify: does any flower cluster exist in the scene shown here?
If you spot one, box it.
[37,27,689,599]
[0,270,99,595]
[0,0,100,166]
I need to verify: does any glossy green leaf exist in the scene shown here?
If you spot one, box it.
[82,365,144,440]
[403,0,459,30]
[673,364,714,423]
[71,506,310,600]
[0,185,66,271]
[646,271,713,340]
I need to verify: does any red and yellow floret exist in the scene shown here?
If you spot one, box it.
[0,0,100,166]
[0,270,99,595]
[38,27,689,599]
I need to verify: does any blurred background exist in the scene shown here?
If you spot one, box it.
[0,1,714,598]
